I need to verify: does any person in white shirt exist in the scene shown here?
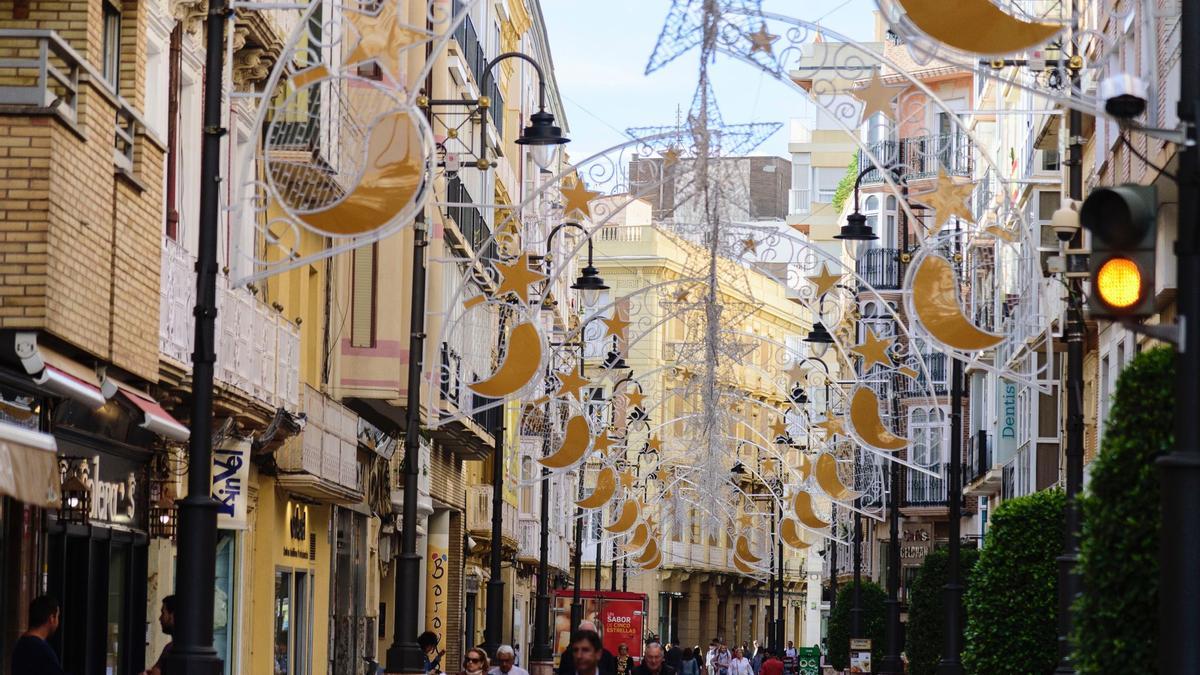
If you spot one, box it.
[727,648,752,675]
[490,645,530,675]
[713,643,731,675]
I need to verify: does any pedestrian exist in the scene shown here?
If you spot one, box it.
[704,640,718,675]
[633,643,675,675]
[713,642,731,675]
[666,644,683,673]
[728,648,752,675]
[749,642,762,675]
[558,621,616,675]
[490,645,530,675]
[615,643,632,675]
[420,631,446,674]
[141,594,175,675]
[567,629,609,675]
[10,595,65,675]
[461,647,490,675]
[691,647,706,675]
[758,649,783,675]
[679,647,700,675]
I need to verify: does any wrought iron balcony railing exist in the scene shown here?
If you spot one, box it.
[858,132,973,185]
[856,247,904,290]
[451,2,505,138]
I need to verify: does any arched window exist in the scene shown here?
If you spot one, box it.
[864,195,880,230]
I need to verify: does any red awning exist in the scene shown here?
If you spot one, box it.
[120,389,190,442]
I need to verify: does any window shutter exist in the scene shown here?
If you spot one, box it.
[351,244,377,348]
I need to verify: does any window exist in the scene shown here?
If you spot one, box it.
[907,407,947,503]
[520,456,535,515]
[350,244,378,348]
[815,167,843,203]
[1041,149,1061,172]
[102,2,121,88]
[275,568,312,675]
[791,153,811,215]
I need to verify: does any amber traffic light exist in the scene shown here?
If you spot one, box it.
[1080,184,1158,318]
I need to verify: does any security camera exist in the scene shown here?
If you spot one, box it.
[1051,199,1081,242]
[1099,74,1148,119]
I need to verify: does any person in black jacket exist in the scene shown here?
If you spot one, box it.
[558,621,616,675]
[634,643,675,675]
[10,595,66,675]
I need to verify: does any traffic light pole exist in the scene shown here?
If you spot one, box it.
[1161,0,1200,670]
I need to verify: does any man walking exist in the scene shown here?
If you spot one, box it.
[558,621,616,675]
[634,643,675,675]
[10,595,66,675]
[142,595,176,675]
[491,645,530,675]
[758,649,783,675]
[567,629,611,675]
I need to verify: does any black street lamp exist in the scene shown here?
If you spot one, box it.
[834,166,885,257]
[803,323,834,359]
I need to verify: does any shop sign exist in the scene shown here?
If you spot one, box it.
[76,454,141,528]
[283,501,310,559]
[600,599,644,658]
[212,439,250,530]
[849,639,871,673]
[995,380,1018,462]
[425,512,450,646]
[901,523,934,561]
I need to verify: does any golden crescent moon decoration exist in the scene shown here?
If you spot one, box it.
[732,555,761,576]
[576,466,617,509]
[293,110,427,236]
[849,387,909,451]
[780,518,813,550]
[639,547,663,571]
[468,321,543,398]
[793,490,831,530]
[815,453,860,501]
[634,537,660,565]
[604,499,640,533]
[912,254,1005,352]
[537,415,592,470]
[893,0,1062,55]
[625,522,651,552]
[735,534,762,563]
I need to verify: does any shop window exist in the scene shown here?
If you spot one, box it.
[215,532,238,674]
[275,568,313,675]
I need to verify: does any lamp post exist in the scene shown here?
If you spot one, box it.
[481,387,507,659]
[389,46,567,675]
[164,2,227,673]
[937,230,966,675]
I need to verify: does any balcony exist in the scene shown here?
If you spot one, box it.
[275,385,364,504]
[428,341,499,460]
[466,484,520,550]
[897,352,949,398]
[450,2,505,138]
[858,132,973,185]
[160,237,301,411]
[788,189,811,216]
[856,247,904,291]
[906,463,948,506]
[518,518,541,565]
[445,176,498,265]
[964,431,1003,497]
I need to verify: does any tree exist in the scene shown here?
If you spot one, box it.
[825,580,886,671]
[831,154,859,213]
[963,489,1065,674]
[1073,347,1174,673]
[904,546,981,675]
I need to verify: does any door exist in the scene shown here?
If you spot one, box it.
[334,509,368,673]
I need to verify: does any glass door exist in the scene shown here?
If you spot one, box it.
[275,567,312,675]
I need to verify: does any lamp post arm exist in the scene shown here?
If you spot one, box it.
[477,52,549,169]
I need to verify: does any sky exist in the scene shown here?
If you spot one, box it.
[540,0,877,163]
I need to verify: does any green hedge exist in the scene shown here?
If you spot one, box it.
[905,546,981,675]
[963,489,1065,674]
[825,580,886,670]
[1073,346,1174,673]
[831,154,858,214]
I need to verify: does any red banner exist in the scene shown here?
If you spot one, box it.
[601,599,644,659]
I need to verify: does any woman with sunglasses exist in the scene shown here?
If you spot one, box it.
[462,648,491,675]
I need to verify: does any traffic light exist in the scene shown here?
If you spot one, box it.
[1080,184,1158,319]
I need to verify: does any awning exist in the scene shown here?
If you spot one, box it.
[32,365,106,410]
[120,388,190,442]
[0,421,60,507]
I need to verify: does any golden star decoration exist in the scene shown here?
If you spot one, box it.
[850,71,905,122]
[493,253,548,303]
[806,263,844,298]
[737,513,755,529]
[748,23,779,55]
[816,416,846,438]
[662,146,683,167]
[602,310,632,341]
[624,389,646,408]
[647,435,663,453]
[786,363,808,385]
[346,1,425,83]
[741,237,758,255]
[593,430,614,456]
[560,177,601,220]
[917,167,976,229]
[673,287,691,303]
[770,419,790,440]
[619,470,636,489]
[851,326,897,371]
[554,369,590,402]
